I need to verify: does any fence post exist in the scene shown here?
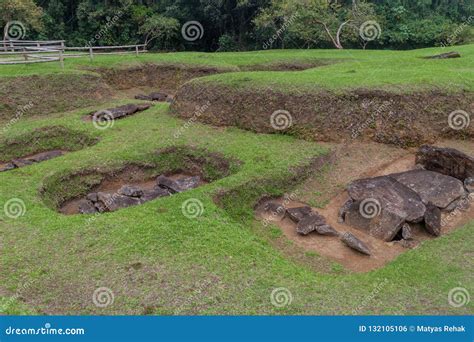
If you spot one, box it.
[22,48,28,62]
[135,45,139,56]
[59,49,64,69]
[89,46,94,61]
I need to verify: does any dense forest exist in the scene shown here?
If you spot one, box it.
[1,0,473,51]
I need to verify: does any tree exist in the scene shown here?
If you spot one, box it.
[0,0,43,40]
[139,14,180,49]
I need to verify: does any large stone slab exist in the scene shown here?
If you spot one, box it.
[296,213,327,236]
[347,175,426,222]
[96,192,141,211]
[416,145,474,181]
[92,103,151,120]
[424,203,441,236]
[286,206,312,223]
[389,169,466,209]
[345,201,405,241]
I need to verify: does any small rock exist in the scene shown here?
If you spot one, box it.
[465,178,474,193]
[286,206,312,223]
[86,192,98,202]
[140,188,171,202]
[156,175,182,193]
[401,223,412,240]
[340,232,371,256]
[118,185,144,198]
[296,213,327,235]
[394,239,418,249]
[149,92,168,101]
[424,203,441,236]
[338,198,353,223]
[78,199,98,214]
[0,163,16,172]
[314,224,339,236]
[175,176,201,191]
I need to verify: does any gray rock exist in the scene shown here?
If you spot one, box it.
[156,175,182,193]
[402,223,413,240]
[314,224,339,236]
[424,203,441,236]
[96,192,141,211]
[135,92,168,101]
[86,192,98,202]
[78,199,98,214]
[344,201,373,230]
[424,51,461,59]
[465,178,474,193]
[296,213,327,235]
[389,169,466,209]
[0,163,16,172]
[29,150,63,162]
[118,185,144,198]
[338,198,353,223]
[12,158,34,168]
[140,187,171,202]
[347,175,426,222]
[416,145,474,181]
[175,176,201,191]
[92,103,151,120]
[444,195,471,212]
[286,206,312,223]
[369,207,406,241]
[340,232,371,256]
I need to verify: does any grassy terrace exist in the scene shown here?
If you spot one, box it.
[0,46,473,315]
[1,44,473,93]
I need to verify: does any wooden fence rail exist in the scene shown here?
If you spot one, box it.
[0,40,147,68]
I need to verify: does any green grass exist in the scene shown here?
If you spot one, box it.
[0,99,472,315]
[0,46,473,315]
[1,44,473,93]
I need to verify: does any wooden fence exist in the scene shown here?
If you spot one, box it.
[0,40,147,68]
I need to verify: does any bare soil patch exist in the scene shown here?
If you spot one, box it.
[172,84,474,147]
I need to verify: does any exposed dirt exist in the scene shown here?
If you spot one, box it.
[256,140,474,272]
[0,74,112,120]
[93,64,228,94]
[171,84,474,147]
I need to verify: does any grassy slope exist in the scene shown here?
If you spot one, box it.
[0,99,472,315]
[1,45,473,93]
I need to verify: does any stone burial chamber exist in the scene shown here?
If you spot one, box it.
[339,145,473,243]
[0,150,64,172]
[134,92,172,102]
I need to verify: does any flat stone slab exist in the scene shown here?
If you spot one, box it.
[0,162,16,172]
[296,213,327,235]
[389,169,466,209]
[347,175,426,223]
[424,203,441,236]
[29,150,64,162]
[286,206,312,223]
[340,232,371,256]
[262,202,286,221]
[97,192,141,211]
[92,103,151,120]
[135,92,168,101]
[416,145,474,181]
[424,51,461,59]
[118,185,144,198]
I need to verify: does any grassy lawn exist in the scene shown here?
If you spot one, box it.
[0,46,472,315]
[1,44,473,93]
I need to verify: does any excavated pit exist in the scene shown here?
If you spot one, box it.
[0,126,99,172]
[40,146,240,214]
[255,144,474,272]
